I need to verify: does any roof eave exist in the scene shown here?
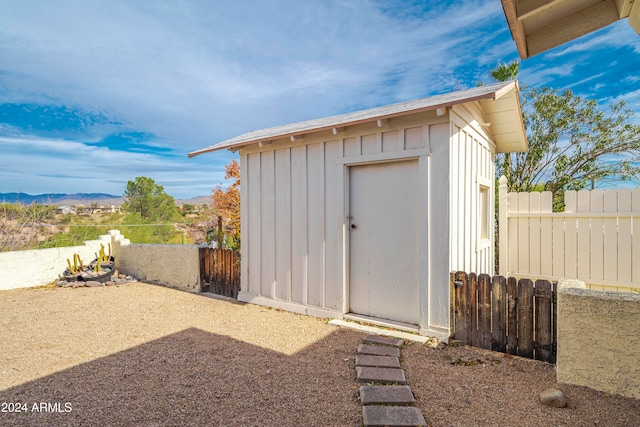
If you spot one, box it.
[189,81,524,157]
[500,0,529,59]
[501,0,638,60]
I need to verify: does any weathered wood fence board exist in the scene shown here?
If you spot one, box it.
[450,271,557,363]
[499,180,640,289]
[199,248,240,298]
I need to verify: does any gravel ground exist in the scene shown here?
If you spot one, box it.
[404,341,640,426]
[1,283,639,426]
[0,283,363,426]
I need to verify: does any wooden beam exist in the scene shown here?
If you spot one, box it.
[290,135,304,142]
[517,0,562,21]
[332,127,344,135]
[629,0,640,34]
[527,1,620,57]
[258,140,272,148]
[436,107,447,117]
[615,0,633,18]
[376,119,388,127]
[501,0,529,59]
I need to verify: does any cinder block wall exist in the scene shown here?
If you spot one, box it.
[557,287,640,399]
[112,230,201,293]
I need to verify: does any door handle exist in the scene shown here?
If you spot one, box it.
[351,224,357,230]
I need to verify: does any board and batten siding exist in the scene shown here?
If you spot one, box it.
[238,111,450,323]
[241,138,341,317]
[449,103,496,276]
[238,106,497,338]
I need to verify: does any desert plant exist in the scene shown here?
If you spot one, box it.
[66,253,84,274]
[0,202,56,252]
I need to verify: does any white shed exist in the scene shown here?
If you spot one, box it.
[190,81,528,339]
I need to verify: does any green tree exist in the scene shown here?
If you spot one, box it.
[122,176,178,221]
[490,61,640,207]
[490,60,520,82]
[181,204,195,215]
[503,88,640,194]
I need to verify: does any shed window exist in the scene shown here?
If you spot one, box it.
[479,185,490,240]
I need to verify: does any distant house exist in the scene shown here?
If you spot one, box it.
[103,205,120,213]
[56,206,77,215]
[501,0,640,59]
[190,81,528,339]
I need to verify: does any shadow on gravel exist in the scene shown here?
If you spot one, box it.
[0,327,364,426]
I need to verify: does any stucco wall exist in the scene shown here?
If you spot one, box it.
[1,230,201,293]
[0,234,112,290]
[557,287,640,399]
[113,233,200,293]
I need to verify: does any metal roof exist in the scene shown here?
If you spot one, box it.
[189,80,528,157]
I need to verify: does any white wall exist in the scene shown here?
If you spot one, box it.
[426,121,452,336]
[1,230,201,293]
[237,105,498,339]
[239,110,460,339]
[0,234,112,290]
[450,103,496,275]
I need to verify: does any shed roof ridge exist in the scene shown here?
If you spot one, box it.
[189,81,518,157]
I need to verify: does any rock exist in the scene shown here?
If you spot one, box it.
[425,337,441,348]
[539,388,567,408]
[105,281,116,286]
[557,279,586,290]
[84,281,104,287]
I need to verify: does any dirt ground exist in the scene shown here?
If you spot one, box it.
[1,283,639,426]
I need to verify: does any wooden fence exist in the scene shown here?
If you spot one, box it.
[199,248,240,298]
[499,178,640,289]
[450,271,557,364]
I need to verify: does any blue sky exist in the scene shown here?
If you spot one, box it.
[1,0,639,199]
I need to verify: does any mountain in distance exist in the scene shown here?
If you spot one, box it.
[0,192,211,206]
[0,192,121,205]
[179,195,212,206]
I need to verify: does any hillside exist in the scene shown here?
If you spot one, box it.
[0,192,121,205]
[0,193,211,207]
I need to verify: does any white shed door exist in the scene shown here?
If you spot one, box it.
[349,160,420,325]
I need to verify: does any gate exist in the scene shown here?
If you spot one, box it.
[450,271,557,363]
[199,248,240,299]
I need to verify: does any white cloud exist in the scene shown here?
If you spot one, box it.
[0,0,508,137]
[0,135,231,198]
[1,0,638,197]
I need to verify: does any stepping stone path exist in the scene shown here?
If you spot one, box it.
[356,334,427,427]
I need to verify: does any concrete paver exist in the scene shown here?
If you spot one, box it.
[356,354,401,368]
[362,334,404,348]
[362,405,427,427]
[359,385,415,405]
[356,366,406,384]
[356,335,426,426]
[357,343,401,357]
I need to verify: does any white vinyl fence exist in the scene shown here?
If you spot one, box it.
[498,176,640,289]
